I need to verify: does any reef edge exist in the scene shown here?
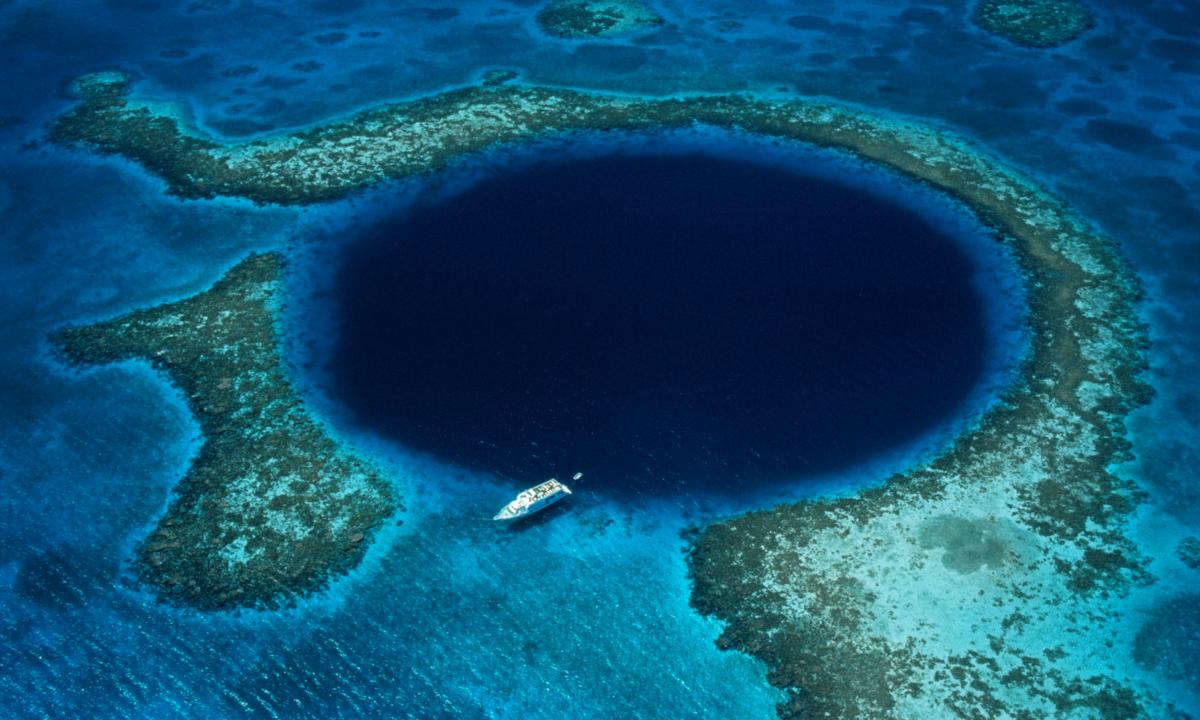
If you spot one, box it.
[48,73,1175,716]
[54,253,398,611]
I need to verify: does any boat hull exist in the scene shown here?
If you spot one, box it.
[493,481,572,521]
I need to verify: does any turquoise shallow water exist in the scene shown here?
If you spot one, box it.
[1,0,1197,717]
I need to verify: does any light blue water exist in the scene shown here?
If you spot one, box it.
[1,1,1196,717]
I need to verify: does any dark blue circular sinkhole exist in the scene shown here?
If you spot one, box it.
[330,153,992,498]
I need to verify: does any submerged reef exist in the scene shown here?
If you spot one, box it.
[535,0,663,39]
[55,254,397,611]
[973,0,1094,48]
[681,104,1165,716]
[481,69,520,87]
[52,74,1173,714]
[1133,594,1200,693]
[1179,537,1200,570]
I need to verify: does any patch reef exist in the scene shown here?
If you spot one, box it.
[535,0,664,39]
[972,0,1095,49]
[56,254,396,611]
[53,72,1181,719]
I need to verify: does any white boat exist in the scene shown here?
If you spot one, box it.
[493,475,577,521]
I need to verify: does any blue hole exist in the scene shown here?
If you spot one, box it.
[329,152,995,499]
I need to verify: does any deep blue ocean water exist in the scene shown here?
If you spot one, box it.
[331,152,992,498]
[1,1,1196,718]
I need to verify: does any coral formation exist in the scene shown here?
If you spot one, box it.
[973,0,1094,48]
[1133,594,1200,693]
[1179,536,1200,570]
[684,109,1163,715]
[535,0,663,39]
[481,69,519,86]
[51,73,1169,714]
[55,254,397,611]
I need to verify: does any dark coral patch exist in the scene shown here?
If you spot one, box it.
[481,68,519,86]
[313,31,349,46]
[219,64,258,78]
[292,60,324,73]
[256,76,305,91]
[14,550,95,609]
[917,516,1018,573]
[1179,537,1200,569]
[1133,594,1200,690]
[536,0,663,39]
[1082,119,1172,157]
[973,0,1094,48]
